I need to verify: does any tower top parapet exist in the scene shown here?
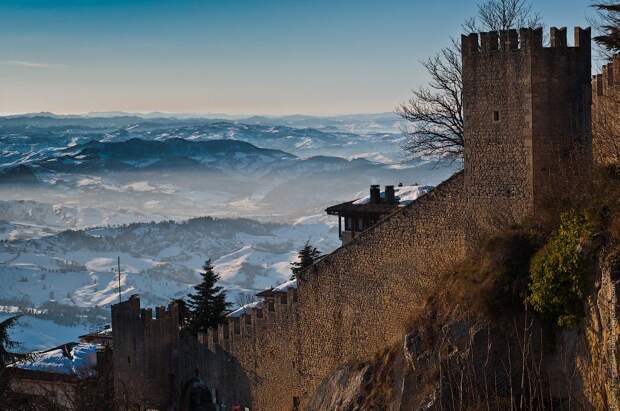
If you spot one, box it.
[462,27,591,55]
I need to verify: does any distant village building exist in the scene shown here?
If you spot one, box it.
[78,325,113,347]
[9,341,112,410]
[326,184,432,244]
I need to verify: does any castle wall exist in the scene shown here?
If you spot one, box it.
[182,172,466,410]
[592,55,620,165]
[462,28,591,242]
[296,171,466,407]
[158,290,303,410]
[530,28,592,210]
[110,26,594,411]
[111,297,179,410]
[462,29,535,241]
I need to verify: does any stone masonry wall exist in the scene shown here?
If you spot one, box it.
[111,296,179,410]
[462,27,591,244]
[201,288,302,409]
[296,171,466,407]
[194,172,466,410]
[593,55,620,165]
[462,29,535,242]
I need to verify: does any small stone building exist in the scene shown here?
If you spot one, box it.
[10,342,110,410]
[326,184,432,244]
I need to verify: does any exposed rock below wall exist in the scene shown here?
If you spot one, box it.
[305,349,406,411]
[306,250,620,410]
[575,249,620,410]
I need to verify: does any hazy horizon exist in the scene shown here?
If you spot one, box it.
[0,109,396,117]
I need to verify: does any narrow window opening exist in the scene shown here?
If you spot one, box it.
[345,217,352,231]
[493,111,500,122]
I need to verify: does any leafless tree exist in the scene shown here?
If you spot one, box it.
[396,0,542,163]
[463,0,543,34]
[397,43,464,163]
[235,292,256,309]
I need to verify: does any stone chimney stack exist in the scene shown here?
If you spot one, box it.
[385,185,395,204]
[369,185,380,204]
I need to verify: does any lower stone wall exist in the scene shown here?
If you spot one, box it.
[180,294,301,410]
[297,171,466,406]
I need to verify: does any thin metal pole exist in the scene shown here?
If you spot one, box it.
[117,256,122,304]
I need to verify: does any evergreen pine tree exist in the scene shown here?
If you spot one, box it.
[290,241,322,280]
[186,260,231,334]
[0,316,33,403]
[594,3,620,55]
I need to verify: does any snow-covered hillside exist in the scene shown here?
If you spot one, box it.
[0,114,406,164]
[0,216,340,309]
[0,113,457,351]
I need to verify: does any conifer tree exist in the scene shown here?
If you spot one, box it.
[186,260,230,334]
[290,241,322,280]
[0,316,33,404]
[593,3,620,56]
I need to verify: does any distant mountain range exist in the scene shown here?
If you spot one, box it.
[0,113,407,163]
[19,138,295,174]
[1,111,403,133]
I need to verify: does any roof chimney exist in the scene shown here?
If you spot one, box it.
[385,185,395,204]
[370,185,380,204]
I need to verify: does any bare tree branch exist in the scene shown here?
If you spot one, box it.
[397,0,542,163]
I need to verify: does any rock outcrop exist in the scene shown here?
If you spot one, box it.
[305,249,620,411]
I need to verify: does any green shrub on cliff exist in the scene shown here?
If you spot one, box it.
[526,211,593,328]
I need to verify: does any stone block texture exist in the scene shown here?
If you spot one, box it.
[592,54,620,165]
[462,27,591,243]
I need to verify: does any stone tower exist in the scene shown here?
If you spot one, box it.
[111,296,180,409]
[462,27,592,241]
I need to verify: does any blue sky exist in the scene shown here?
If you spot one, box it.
[0,0,592,115]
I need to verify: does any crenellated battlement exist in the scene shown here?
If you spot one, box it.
[462,26,590,55]
[111,295,181,409]
[112,295,179,324]
[593,55,620,97]
[199,287,299,355]
[592,54,620,164]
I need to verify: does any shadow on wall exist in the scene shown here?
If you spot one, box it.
[176,334,253,410]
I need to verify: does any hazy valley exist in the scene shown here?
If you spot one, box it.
[0,113,455,350]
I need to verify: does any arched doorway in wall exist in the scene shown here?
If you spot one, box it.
[179,369,216,411]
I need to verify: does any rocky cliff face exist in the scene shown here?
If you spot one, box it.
[305,249,620,411]
[575,249,619,410]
